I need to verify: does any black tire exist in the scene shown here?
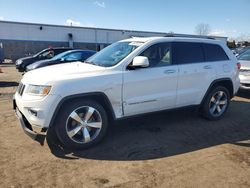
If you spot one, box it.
[54,99,108,150]
[201,86,230,120]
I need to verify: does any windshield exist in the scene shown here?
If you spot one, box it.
[85,41,143,67]
[238,49,250,61]
[51,51,71,60]
[33,49,48,57]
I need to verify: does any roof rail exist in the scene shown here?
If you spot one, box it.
[164,33,215,40]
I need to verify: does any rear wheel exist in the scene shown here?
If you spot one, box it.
[54,99,108,150]
[201,86,230,120]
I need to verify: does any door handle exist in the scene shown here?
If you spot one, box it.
[164,70,176,74]
[203,65,212,69]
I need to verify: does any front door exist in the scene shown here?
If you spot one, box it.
[123,42,178,116]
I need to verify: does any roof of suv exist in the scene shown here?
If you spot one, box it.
[122,36,224,45]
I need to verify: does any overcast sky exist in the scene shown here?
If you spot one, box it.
[0,0,249,40]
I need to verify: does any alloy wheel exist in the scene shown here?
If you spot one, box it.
[209,91,228,117]
[66,106,102,144]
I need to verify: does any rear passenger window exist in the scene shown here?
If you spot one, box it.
[172,42,204,64]
[203,43,229,61]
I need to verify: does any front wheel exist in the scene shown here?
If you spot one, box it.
[201,86,230,120]
[54,99,108,150]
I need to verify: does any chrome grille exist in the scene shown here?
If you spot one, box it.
[17,82,25,96]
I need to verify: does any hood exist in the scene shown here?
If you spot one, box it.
[22,62,106,85]
[239,60,250,69]
[17,56,34,61]
[26,59,58,70]
[16,56,40,67]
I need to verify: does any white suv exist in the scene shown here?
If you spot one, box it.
[13,36,240,149]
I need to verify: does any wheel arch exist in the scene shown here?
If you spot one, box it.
[49,92,116,128]
[201,78,234,105]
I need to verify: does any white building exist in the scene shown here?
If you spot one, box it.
[0,20,227,61]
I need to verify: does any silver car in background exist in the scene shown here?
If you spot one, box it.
[238,49,250,89]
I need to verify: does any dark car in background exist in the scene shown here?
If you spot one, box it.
[26,50,96,71]
[15,47,72,72]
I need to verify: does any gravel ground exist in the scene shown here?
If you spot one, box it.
[0,65,250,188]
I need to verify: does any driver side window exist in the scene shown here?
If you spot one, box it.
[65,52,82,61]
[39,50,54,59]
[139,43,171,67]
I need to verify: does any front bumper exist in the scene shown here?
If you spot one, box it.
[15,63,25,72]
[13,99,47,144]
[14,91,61,128]
[239,74,250,89]
[240,83,250,89]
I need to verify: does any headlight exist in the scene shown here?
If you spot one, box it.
[26,85,51,96]
[16,60,22,65]
[26,66,32,71]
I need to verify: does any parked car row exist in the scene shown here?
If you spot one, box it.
[238,48,250,89]
[26,50,96,71]
[15,47,96,72]
[231,46,250,57]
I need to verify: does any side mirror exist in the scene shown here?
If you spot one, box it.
[131,56,149,68]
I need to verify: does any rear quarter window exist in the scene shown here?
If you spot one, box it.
[203,43,229,61]
[172,42,205,64]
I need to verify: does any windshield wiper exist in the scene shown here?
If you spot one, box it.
[84,61,100,66]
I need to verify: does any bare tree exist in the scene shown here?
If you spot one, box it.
[195,23,211,36]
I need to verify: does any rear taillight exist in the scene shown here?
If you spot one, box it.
[237,62,241,70]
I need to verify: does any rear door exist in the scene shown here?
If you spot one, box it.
[173,42,216,107]
[203,43,231,80]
